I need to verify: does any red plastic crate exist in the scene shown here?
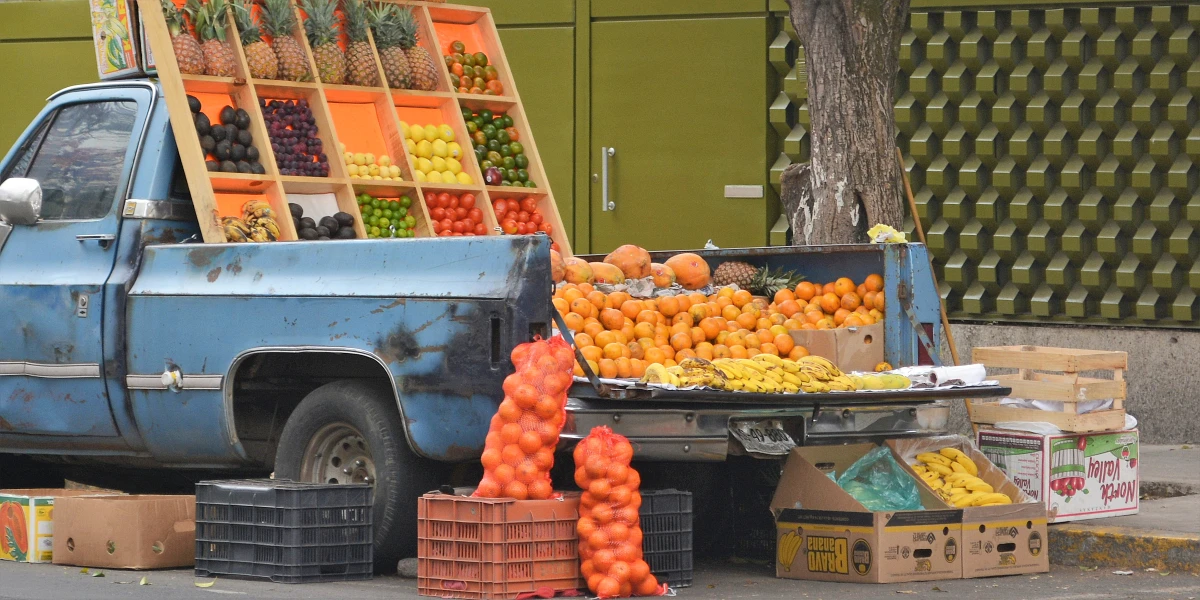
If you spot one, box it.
[417,490,584,599]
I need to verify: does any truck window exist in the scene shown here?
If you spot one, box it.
[169,158,192,203]
[2,101,138,221]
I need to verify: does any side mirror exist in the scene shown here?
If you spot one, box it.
[0,177,42,225]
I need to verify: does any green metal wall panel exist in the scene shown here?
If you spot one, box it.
[774,4,1200,327]
[465,0,573,26]
[492,26,576,239]
[0,1,98,153]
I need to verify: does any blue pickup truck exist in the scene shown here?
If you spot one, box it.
[0,81,961,567]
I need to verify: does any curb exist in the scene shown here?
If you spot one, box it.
[1050,524,1200,574]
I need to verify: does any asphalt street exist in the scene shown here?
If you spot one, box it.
[0,560,1196,600]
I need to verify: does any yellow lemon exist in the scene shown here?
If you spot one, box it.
[373,175,382,180]
[388,165,401,178]
[415,140,433,159]
[455,172,474,185]
[378,155,391,167]
[353,153,367,166]
[409,124,425,142]
[399,121,410,138]
[431,139,449,158]
[446,157,462,175]
[345,164,359,177]
[368,164,380,177]
[417,157,433,173]
[441,170,456,183]
[447,142,462,160]
[343,151,354,165]
[438,125,455,142]
[423,124,438,141]
[404,139,416,154]
[426,170,444,183]
[430,156,447,172]
[365,153,376,165]
[413,169,427,182]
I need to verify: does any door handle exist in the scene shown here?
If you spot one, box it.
[76,234,116,249]
[601,146,615,212]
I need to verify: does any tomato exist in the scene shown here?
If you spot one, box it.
[502,220,518,234]
[493,200,507,218]
[505,127,519,142]
[506,199,519,213]
[468,207,483,222]
[462,217,475,230]
[443,193,458,209]
[438,230,451,237]
[520,196,538,213]
[540,222,553,235]
[486,80,505,94]
[450,220,464,233]
[459,75,472,88]
[517,222,530,235]
[430,207,446,221]
[461,193,476,208]
[474,223,488,235]
[551,242,560,252]
[530,212,543,225]
[439,218,453,232]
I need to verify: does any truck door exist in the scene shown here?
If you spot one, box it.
[0,86,150,437]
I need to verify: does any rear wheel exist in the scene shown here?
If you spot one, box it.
[274,380,441,571]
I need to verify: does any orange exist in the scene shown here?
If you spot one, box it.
[699,317,722,340]
[670,332,692,351]
[840,292,861,311]
[796,298,809,310]
[759,342,779,356]
[674,294,692,312]
[563,313,585,332]
[573,332,595,348]
[593,330,616,348]
[873,293,886,311]
[712,344,731,359]
[729,345,748,359]
[855,305,870,315]
[562,287,584,304]
[774,289,795,305]
[716,296,734,310]
[869,308,883,320]
[600,308,624,330]
[735,312,758,330]
[573,361,585,376]
[630,359,647,378]
[864,273,884,293]
[580,345,603,363]
[603,342,626,360]
[616,300,640,320]
[862,290,877,310]
[672,312,694,328]
[627,342,645,360]
[844,315,865,327]
[633,322,656,340]
[587,290,606,311]
[800,322,816,330]
[669,322,691,338]
[726,331,746,348]
[577,282,594,295]
[583,319,604,339]
[688,303,709,323]
[859,313,876,325]
[694,342,714,359]
[598,359,618,378]
[570,297,593,317]
[816,319,832,329]
[553,297,569,314]
[722,304,742,321]
[773,333,795,354]
[688,292,707,307]
[644,347,666,364]
[756,317,773,331]
[788,346,810,360]
[675,348,696,361]
[690,326,706,345]
[833,308,851,325]
[717,286,735,299]
[745,347,761,358]
[620,320,635,342]
[784,318,803,330]
[751,297,770,311]
[637,337,654,350]
[744,333,761,349]
[819,293,841,314]
[777,300,801,318]
[659,345,675,361]
[822,282,836,295]
[770,324,789,337]
[732,289,753,308]
[804,311,824,325]
[615,357,633,378]
[657,296,680,317]
[795,281,816,301]
[635,310,658,324]
[756,328,774,344]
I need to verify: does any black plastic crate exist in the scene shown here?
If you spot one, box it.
[638,489,693,588]
[195,479,373,583]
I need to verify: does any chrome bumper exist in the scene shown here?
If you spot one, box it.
[562,399,952,461]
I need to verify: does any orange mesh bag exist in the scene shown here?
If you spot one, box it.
[474,335,574,500]
[573,426,666,598]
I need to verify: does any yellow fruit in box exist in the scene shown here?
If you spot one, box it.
[456,172,473,185]
[432,139,448,158]
[364,153,375,165]
[446,157,462,175]
[441,170,455,182]
[413,170,427,182]
[389,165,401,178]
[417,157,433,174]
[447,142,462,160]
[405,139,416,154]
[399,121,410,138]
[346,164,358,177]
[427,171,444,183]
[379,155,391,167]
[416,140,433,159]
[343,151,354,165]
[438,125,455,142]
[367,164,379,177]
[353,153,367,166]
[431,156,447,172]
[409,124,425,142]
[423,124,438,141]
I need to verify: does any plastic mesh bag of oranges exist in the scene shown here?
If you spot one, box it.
[474,335,574,500]
[574,426,666,598]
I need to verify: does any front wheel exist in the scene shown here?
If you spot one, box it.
[274,380,440,571]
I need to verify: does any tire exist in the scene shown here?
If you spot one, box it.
[274,379,441,571]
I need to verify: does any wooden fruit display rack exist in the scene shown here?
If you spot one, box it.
[136,0,570,254]
[970,346,1128,433]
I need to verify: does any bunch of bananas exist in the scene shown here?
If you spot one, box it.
[639,355,912,394]
[221,200,281,243]
[777,529,802,571]
[913,447,1012,507]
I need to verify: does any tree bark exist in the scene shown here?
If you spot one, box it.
[782,0,910,245]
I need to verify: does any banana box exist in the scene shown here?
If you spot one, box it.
[788,323,884,373]
[889,436,1049,578]
[0,489,97,563]
[770,444,963,583]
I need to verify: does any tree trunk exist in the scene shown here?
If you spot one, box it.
[781,0,910,245]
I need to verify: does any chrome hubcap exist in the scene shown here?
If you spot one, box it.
[300,423,376,485]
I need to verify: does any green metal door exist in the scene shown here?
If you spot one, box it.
[590,16,769,253]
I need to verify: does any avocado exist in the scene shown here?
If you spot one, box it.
[319,216,340,234]
[236,160,253,174]
[289,203,304,219]
[318,236,331,240]
[210,125,227,142]
[219,106,236,126]
[224,125,238,143]
[220,160,238,173]
[187,95,202,114]
[214,140,233,161]
[194,112,211,136]
[250,162,266,175]
[237,130,253,146]
[206,160,220,172]
[315,225,330,238]
[234,109,251,130]
[245,146,260,162]
[334,211,354,227]
[230,143,246,161]
[336,226,356,239]
[298,228,319,240]
[200,135,216,155]
[299,217,317,230]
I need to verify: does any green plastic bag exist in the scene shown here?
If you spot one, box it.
[836,446,923,512]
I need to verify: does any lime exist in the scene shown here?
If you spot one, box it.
[466,121,478,134]
[482,124,497,139]
[373,208,383,217]
[501,180,513,187]
[514,154,529,169]
[368,215,379,226]
[510,142,524,155]
[487,140,501,153]
[495,130,510,145]
[499,144,512,157]
[517,169,528,182]
[472,116,485,129]
[473,66,486,79]
[487,150,502,164]
[405,215,416,227]
[397,206,408,218]
[379,217,391,228]
[399,196,412,208]
[461,106,472,120]
[462,53,475,67]
[370,226,381,236]
[451,40,466,54]
[370,198,381,208]
[480,109,493,121]
[474,52,487,66]
[524,181,537,188]
[505,168,518,182]
[502,156,516,170]
[480,160,494,170]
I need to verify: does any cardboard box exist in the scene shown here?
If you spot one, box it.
[789,323,883,373]
[0,489,98,563]
[771,444,962,583]
[978,428,1139,523]
[52,495,195,569]
[889,436,1049,578]
[89,0,147,80]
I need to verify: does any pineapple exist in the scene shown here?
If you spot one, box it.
[190,0,238,77]
[232,0,277,80]
[371,4,412,89]
[395,7,439,91]
[713,261,804,297]
[261,0,311,81]
[343,0,379,87]
[161,0,205,75]
[300,0,344,84]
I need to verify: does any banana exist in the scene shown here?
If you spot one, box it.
[737,359,768,374]
[780,382,800,393]
[939,447,967,461]
[969,493,1011,506]
[641,363,672,384]
[944,473,974,485]
[242,200,275,220]
[925,463,953,477]
[953,493,983,508]
[778,530,802,570]
[223,224,249,242]
[928,477,944,489]
[254,217,281,241]
[754,354,783,367]
[917,452,953,466]
[912,465,928,475]
[248,226,271,242]
[781,373,805,386]
[950,461,967,474]
[955,455,979,476]
[725,379,746,391]
[965,480,994,493]
[761,369,784,384]
[779,360,802,374]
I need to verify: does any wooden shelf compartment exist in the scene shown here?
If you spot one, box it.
[255,83,348,180]
[326,90,415,183]
[353,183,433,238]
[285,184,367,240]
[426,4,513,97]
[214,182,298,242]
[419,186,496,237]
[394,94,483,188]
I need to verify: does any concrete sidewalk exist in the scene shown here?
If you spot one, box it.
[1050,444,1200,573]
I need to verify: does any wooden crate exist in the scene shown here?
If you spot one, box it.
[970,346,1128,433]
[136,0,570,254]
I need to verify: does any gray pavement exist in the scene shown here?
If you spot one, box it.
[0,560,1197,600]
